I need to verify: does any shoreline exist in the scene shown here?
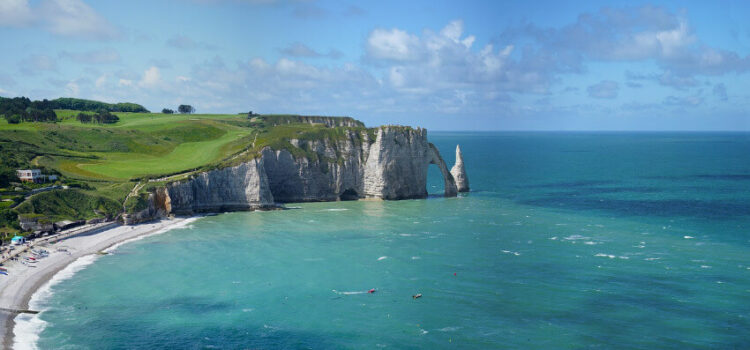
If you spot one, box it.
[0,217,195,350]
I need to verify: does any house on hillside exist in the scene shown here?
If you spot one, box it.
[16,169,58,183]
[16,169,41,183]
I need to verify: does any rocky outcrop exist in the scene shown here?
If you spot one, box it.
[363,127,457,199]
[450,145,470,192]
[122,193,159,225]
[125,124,465,223]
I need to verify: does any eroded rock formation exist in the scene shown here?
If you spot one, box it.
[130,124,465,223]
[450,145,470,192]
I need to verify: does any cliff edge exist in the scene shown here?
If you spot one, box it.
[125,121,466,223]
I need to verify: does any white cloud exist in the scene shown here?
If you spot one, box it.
[118,79,133,87]
[39,0,118,40]
[366,20,527,97]
[138,66,162,88]
[505,6,750,78]
[367,28,421,61]
[1,0,118,40]
[118,56,384,115]
[0,0,32,27]
[654,20,693,57]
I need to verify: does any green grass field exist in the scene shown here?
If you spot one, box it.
[3,111,256,181]
[79,128,252,179]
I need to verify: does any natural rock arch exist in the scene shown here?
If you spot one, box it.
[427,143,458,197]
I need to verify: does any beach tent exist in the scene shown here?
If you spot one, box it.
[11,236,25,245]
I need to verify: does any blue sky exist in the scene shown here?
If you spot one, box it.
[1,0,750,130]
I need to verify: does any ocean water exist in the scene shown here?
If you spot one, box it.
[21,132,750,349]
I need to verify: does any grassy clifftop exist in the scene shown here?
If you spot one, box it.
[0,108,380,235]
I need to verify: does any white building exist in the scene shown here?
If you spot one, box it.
[16,169,58,183]
[16,169,42,183]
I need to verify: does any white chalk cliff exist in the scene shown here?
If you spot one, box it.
[127,124,467,223]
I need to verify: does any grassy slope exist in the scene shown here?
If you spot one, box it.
[3,111,255,181]
[15,189,122,222]
[1,112,382,227]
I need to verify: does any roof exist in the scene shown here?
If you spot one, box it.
[11,236,24,240]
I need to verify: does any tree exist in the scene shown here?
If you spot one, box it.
[98,111,119,124]
[162,108,174,114]
[5,114,20,124]
[76,112,92,123]
[178,105,194,114]
[76,111,118,124]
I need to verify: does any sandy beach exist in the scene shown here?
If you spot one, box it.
[0,217,193,349]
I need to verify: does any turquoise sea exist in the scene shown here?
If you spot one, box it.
[20,132,750,349]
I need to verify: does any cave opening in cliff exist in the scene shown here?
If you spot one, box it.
[339,188,359,201]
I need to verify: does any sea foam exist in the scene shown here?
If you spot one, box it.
[14,217,200,350]
[332,289,369,295]
[104,217,199,254]
[14,254,101,350]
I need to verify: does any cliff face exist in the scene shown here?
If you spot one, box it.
[129,124,465,223]
[159,159,275,215]
[261,129,369,202]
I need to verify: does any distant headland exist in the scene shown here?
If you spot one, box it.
[0,96,468,237]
